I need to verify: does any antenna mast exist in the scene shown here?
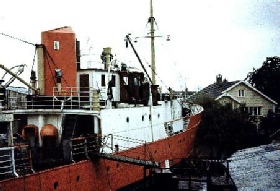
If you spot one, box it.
[149,0,156,84]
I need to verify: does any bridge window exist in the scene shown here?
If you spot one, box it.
[111,75,116,87]
[134,77,139,86]
[102,75,106,87]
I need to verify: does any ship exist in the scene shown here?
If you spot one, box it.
[0,1,203,190]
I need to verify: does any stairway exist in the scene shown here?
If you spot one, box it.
[14,145,34,176]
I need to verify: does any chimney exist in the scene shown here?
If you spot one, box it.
[37,44,45,95]
[101,47,113,70]
[216,74,222,85]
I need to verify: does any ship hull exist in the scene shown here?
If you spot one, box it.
[0,112,202,191]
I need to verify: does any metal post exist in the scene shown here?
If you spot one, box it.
[8,121,13,146]
[226,160,230,181]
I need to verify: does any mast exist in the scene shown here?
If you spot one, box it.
[149,0,156,85]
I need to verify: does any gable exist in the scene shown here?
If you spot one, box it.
[220,81,277,105]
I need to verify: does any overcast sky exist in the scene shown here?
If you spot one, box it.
[1,0,280,91]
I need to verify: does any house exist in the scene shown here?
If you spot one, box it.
[196,74,277,120]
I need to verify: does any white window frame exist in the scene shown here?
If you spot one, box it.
[238,89,245,97]
[246,106,262,116]
[54,41,60,50]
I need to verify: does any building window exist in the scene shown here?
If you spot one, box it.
[238,89,245,97]
[245,106,262,116]
[101,75,105,87]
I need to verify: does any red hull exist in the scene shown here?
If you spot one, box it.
[0,113,202,191]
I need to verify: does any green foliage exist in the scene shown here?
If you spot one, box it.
[194,95,259,158]
[246,56,280,104]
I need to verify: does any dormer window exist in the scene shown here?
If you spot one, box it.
[238,89,245,97]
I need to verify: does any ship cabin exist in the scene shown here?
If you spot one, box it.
[0,27,189,180]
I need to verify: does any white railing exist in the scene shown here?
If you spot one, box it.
[7,96,27,110]
[0,147,18,178]
[3,87,103,110]
[52,87,102,110]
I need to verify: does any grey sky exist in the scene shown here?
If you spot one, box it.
[0,0,279,91]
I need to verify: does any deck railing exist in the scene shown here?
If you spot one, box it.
[0,147,18,179]
[5,87,103,110]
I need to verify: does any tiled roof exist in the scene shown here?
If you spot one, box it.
[198,80,240,99]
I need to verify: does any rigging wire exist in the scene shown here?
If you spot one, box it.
[44,48,70,87]
[136,16,185,105]
[45,52,56,87]
[1,32,72,88]
[0,32,36,46]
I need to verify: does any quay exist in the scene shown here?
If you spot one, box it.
[119,158,237,191]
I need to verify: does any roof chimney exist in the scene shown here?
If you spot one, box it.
[216,74,222,85]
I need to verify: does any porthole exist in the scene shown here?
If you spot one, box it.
[126,117,129,122]
[142,116,144,121]
[158,113,160,118]
[76,175,80,182]
[54,182,58,189]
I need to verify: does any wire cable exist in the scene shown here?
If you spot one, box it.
[44,48,70,87]
[0,32,36,46]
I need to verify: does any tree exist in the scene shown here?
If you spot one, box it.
[246,56,280,104]
[192,94,258,159]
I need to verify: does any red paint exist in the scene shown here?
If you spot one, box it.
[0,113,201,191]
[41,26,77,96]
